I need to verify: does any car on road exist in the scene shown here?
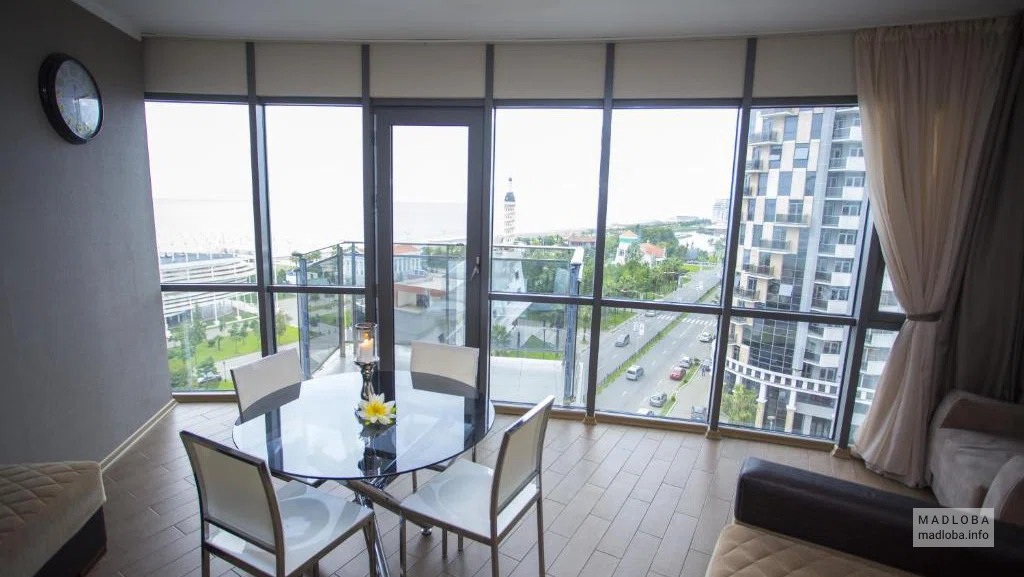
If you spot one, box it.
[691,405,708,421]
[636,408,655,417]
[649,392,668,407]
[643,309,657,317]
[679,356,692,369]
[197,373,219,385]
[669,365,684,380]
[699,331,714,342]
[615,333,631,347]
[625,365,645,380]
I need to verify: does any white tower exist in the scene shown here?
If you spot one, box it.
[503,177,517,244]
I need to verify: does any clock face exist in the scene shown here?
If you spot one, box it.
[54,59,101,140]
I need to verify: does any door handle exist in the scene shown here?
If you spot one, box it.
[470,256,480,280]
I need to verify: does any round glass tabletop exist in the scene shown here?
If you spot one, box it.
[231,371,494,481]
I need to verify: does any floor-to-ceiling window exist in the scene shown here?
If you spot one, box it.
[145,41,904,451]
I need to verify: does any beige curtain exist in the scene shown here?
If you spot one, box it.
[853,18,1017,486]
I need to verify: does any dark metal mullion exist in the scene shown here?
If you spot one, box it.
[490,292,593,307]
[492,98,604,109]
[709,38,758,434]
[361,45,377,325]
[266,285,365,295]
[723,307,857,326]
[834,218,884,450]
[373,124,397,371]
[246,42,275,356]
[256,96,362,106]
[144,92,248,104]
[480,44,496,399]
[612,98,744,109]
[750,95,858,107]
[585,43,616,419]
[161,283,258,292]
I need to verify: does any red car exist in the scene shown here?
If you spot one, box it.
[669,365,684,380]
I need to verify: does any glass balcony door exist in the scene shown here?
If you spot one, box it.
[374,108,485,374]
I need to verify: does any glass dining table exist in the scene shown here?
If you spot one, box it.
[232,370,495,577]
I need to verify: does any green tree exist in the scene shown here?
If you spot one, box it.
[492,324,512,348]
[169,366,189,389]
[721,383,758,426]
[275,310,289,339]
[229,325,242,351]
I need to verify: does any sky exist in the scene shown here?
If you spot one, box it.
[146,103,738,255]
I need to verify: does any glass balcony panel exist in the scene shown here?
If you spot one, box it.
[274,293,365,378]
[489,300,590,409]
[162,291,261,391]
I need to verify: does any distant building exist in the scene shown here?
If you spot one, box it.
[613,232,665,266]
[712,198,730,226]
[637,243,666,266]
[502,177,517,244]
[566,234,597,248]
[159,253,256,323]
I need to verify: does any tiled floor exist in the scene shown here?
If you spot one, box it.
[86,402,931,577]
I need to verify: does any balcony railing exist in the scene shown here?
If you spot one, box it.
[749,130,780,143]
[734,287,759,300]
[808,324,825,336]
[746,158,766,171]
[814,271,832,282]
[773,213,809,225]
[754,239,790,251]
[742,264,774,276]
[829,157,848,169]
[743,186,755,197]
[825,187,843,198]
[811,297,830,311]
[804,349,822,362]
[822,215,840,227]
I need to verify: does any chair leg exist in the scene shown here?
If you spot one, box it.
[201,547,210,577]
[458,534,464,552]
[412,470,418,492]
[364,522,378,577]
[536,500,546,576]
[472,446,477,462]
[442,528,448,557]
[400,517,408,577]
[490,543,501,577]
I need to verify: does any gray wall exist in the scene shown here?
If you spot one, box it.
[0,0,171,462]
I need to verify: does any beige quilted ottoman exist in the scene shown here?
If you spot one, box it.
[707,523,919,577]
[0,462,107,577]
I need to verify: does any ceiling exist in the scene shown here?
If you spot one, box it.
[73,0,1024,41]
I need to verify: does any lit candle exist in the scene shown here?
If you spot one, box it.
[357,337,374,362]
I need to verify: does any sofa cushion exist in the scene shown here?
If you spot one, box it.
[0,462,106,577]
[707,523,916,577]
[929,428,1024,508]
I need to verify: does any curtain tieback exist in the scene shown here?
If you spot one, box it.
[906,311,941,322]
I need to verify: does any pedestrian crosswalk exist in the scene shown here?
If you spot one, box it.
[650,314,716,326]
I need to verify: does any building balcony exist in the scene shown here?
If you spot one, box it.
[818,243,857,258]
[811,298,850,315]
[831,125,863,141]
[745,158,767,172]
[734,287,760,300]
[821,214,861,229]
[814,271,832,282]
[753,238,792,253]
[741,264,774,277]
[865,330,897,349]
[748,130,781,144]
[743,186,756,197]
[762,108,799,117]
[772,213,810,226]
[827,185,866,201]
[828,156,866,171]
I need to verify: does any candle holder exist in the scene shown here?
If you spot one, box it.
[354,322,379,401]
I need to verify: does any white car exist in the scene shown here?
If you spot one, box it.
[636,408,655,417]
[699,331,714,343]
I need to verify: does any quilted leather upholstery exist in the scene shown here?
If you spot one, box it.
[707,523,917,577]
[0,462,106,577]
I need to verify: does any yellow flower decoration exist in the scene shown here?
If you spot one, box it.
[357,392,396,426]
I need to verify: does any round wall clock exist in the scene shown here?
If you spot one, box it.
[38,53,103,144]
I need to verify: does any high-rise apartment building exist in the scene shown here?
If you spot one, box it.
[726,106,891,438]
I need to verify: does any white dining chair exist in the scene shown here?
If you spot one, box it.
[409,341,481,488]
[230,349,326,487]
[179,430,378,577]
[397,395,555,577]
[230,349,304,414]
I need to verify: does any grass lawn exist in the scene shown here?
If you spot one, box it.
[492,349,562,360]
[169,325,300,372]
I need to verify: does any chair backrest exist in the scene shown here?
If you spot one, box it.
[231,349,304,413]
[410,341,479,388]
[491,396,555,516]
[180,431,282,555]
